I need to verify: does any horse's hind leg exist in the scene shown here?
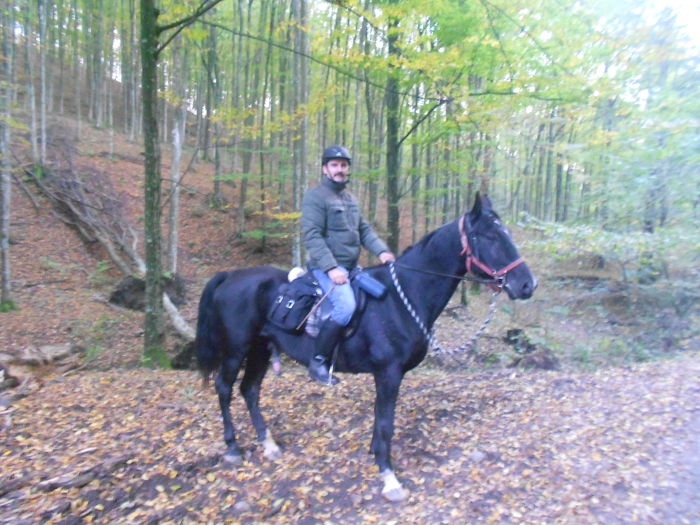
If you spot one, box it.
[216,355,245,464]
[239,342,281,460]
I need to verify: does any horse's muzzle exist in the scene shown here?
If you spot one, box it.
[504,270,537,300]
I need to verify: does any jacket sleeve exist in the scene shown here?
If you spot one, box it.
[301,190,338,272]
[358,213,390,258]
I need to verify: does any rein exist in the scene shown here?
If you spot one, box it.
[392,262,502,285]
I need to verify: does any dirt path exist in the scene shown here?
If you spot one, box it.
[1,352,699,524]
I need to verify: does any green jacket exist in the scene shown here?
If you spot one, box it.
[301,177,389,272]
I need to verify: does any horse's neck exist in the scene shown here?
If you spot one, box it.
[396,220,465,327]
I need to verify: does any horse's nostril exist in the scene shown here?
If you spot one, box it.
[522,278,537,297]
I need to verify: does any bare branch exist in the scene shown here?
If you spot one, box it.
[156,0,225,55]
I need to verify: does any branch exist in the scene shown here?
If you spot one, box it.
[156,0,225,54]
[164,293,195,340]
[327,0,385,39]
[476,0,574,78]
[397,98,450,148]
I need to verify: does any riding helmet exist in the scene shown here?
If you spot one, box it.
[322,145,352,165]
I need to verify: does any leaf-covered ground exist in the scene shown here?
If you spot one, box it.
[2,352,699,524]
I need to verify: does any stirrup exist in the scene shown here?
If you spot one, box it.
[308,357,339,385]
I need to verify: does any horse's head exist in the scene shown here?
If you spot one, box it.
[463,193,537,300]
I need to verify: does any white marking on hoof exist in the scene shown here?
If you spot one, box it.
[262,430,282,461]
[223,453,242,465]
[380,469,407,502]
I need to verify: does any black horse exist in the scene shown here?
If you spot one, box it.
[196,193,536,501]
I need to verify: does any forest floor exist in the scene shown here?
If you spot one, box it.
[1,356,699,524]
[1,116,699,523]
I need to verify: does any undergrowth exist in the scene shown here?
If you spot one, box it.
[510,221,699,371]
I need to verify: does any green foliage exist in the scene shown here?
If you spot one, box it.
[0,300,17,312]
[141,346,172,369]
[80,315,121,363]
[522,220,696,283]
[89,261,113,285]
[40,256,69,275]
[241,228,287,241]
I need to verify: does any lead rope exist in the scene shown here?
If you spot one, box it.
[388,262,436,348]
[388,262,501,356]
[432,289,500,356]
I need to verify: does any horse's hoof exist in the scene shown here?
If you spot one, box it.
[261,430,282,461]
[263,447,282,461]
[222,453,243,466]
[262,442,282,461]
[382,486,408,502]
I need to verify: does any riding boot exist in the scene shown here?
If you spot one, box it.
[308,320,344,385]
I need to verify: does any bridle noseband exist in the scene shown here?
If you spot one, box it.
[458,214,524,288]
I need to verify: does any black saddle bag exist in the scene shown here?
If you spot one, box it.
[267,274,322,332]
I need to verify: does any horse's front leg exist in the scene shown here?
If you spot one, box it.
[371,366,407,502]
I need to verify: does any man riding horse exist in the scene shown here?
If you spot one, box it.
[301,145,395,384]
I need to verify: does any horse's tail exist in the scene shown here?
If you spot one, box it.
[196,271,229,381]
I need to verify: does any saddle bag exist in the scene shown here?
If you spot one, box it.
[267,274,322,332]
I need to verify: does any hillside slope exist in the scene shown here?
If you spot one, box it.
[2,115,283,368]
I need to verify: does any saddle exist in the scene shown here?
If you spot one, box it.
[267,267,386,338]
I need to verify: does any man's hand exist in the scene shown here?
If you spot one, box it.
[379,251,396,264]
[327,267,348,284]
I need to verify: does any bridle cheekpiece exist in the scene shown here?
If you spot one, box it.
[459,214,524,289]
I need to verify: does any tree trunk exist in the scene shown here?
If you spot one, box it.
[38,0,47,163]
[480,135,492,196]
[385,8,401,253]
[1,1,14,306]
[291,0,308,267]
[140,0,167,367]
[23,3,39,164]
[167,42,187,275]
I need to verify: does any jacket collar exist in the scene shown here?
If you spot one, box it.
[322,175,348,193]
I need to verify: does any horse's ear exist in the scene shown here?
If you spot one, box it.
[471,191,488,218]
[470,192,481,217]
[470,192,493,220]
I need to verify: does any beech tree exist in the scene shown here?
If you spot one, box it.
[1,0,14,308]
[140,0,223,366]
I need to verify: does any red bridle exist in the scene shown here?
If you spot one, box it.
[459,215,525,287]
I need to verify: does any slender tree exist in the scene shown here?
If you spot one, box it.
[140,0,224,366]
[384,3,401,252]
[166,40,187,275]
[38,0,47,163]
[1,0,14,307]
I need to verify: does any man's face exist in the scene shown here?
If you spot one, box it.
[323,159,350,183]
